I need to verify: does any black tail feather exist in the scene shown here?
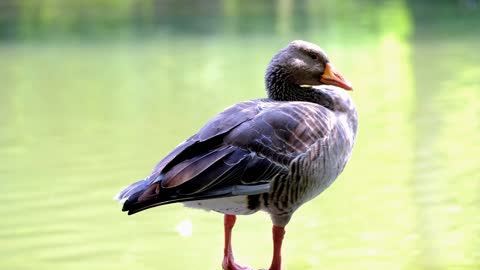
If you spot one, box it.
[121,183,270,215]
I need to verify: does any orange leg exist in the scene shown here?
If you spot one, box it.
[222,215,252,270]
[269,225,285,270]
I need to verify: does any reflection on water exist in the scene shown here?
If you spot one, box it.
[0,1,479,270]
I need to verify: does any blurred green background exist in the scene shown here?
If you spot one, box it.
[1,0,479,269]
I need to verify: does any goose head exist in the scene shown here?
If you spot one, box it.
[265,40,353,101]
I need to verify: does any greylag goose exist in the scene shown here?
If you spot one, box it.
[115,40,358,270]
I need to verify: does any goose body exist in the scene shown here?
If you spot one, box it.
[116,40,358,270]
[183,95,357,224]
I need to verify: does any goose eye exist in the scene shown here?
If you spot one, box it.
[308,53,318,60]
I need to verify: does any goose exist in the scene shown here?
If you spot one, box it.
[115,40,358,270]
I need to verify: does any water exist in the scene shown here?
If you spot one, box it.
[1,1,479,270]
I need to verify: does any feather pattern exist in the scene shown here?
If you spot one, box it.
[116,40,358,229]
[119,93,356,217]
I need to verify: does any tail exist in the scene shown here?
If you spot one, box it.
[114,176,186,215]
[114,178,149,205]
[115,176,270,216]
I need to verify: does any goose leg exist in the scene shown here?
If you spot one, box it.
[222,215,252,270]
[269,225,285,270]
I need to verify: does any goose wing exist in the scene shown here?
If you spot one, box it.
[119,100,335,214]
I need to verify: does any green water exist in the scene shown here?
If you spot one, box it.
[1,1,479,270]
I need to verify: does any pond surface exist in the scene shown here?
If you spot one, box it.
[0,1,479,270]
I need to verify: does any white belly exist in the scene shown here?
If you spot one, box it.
[183,196,256,215]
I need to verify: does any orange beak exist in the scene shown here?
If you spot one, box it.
[320,63,353,91]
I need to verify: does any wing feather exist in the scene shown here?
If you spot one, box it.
[120,100,336,214]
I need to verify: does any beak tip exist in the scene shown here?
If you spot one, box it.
[338,80,353,91]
